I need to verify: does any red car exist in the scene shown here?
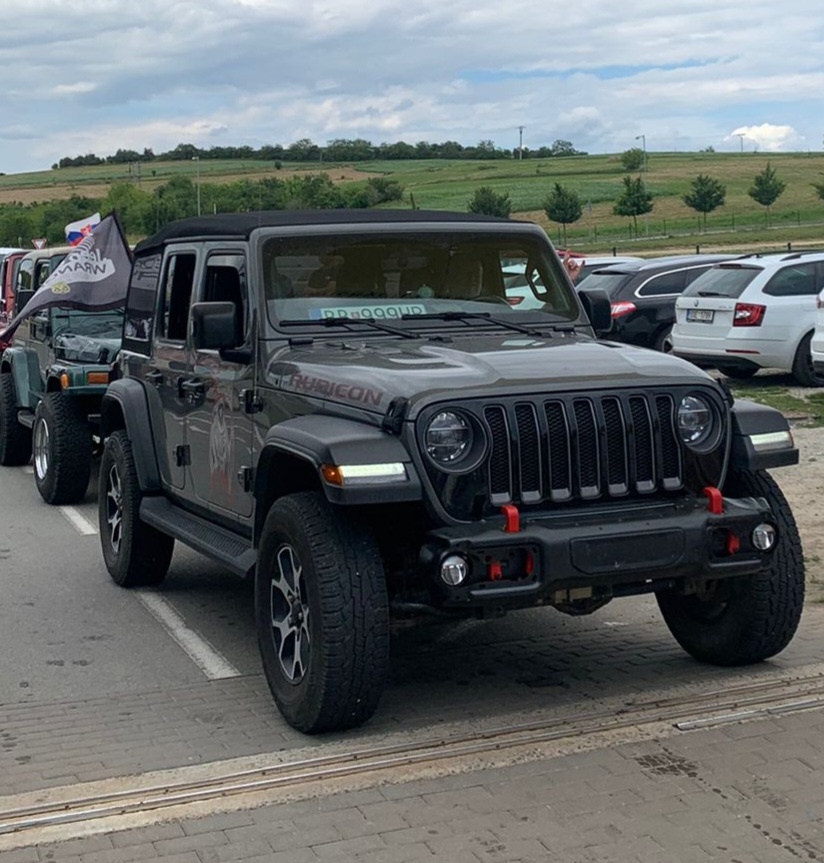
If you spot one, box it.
[0,249,25,350]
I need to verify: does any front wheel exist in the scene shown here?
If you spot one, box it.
[256,492,390,733]
[98,430,174,587]
[654,325,673,353]
[33,393,92,504]
[657,469,804,666]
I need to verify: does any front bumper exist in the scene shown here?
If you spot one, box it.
[420,494,775,609]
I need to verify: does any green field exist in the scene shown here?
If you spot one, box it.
[4,151,824,255]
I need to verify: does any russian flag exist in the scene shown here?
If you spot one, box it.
[65,212,101,246]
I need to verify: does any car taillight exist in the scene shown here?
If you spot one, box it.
[732,303,766,327]
[610,301,636,318]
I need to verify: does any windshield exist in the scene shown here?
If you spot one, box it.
[681,265,760,299]
[50,308,124,339]
[262,231,578,332]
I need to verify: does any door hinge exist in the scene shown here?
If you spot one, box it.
[174,444,191,467]
[237,466,254,492]
[241,389,264,414]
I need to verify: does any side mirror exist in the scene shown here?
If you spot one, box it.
[577,288,613,336]
[15,289,34,313]
[191,302,239,351]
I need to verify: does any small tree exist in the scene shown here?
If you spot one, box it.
[683,174,726,231]
[467,186,511,218]
[811,172,824,203]
[543,183,583,245]
[612,176,653,236]
[620,148,645,171]
[748,162,786,226]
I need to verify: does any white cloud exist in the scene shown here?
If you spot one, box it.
[727,124,802,152]
[0,0,822,171]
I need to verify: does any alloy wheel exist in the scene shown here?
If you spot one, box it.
[105,462,123,553]
[270,544,311,683]
[33,416,49,480]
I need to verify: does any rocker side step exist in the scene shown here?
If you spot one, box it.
[140,497,256,577]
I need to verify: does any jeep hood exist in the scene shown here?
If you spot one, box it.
[266,332,713,415]
[54,333,120,365]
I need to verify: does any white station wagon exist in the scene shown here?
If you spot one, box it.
[671,251,824,386]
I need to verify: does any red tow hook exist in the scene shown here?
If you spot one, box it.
[501,504,520,533]
[702,486,723,515]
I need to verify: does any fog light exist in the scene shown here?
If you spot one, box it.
[752,523,777,551]
[440,554,469,586]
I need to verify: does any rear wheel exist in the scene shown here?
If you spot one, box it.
[791,331,824,387]
[0,372,31,466]
[657,469,804,666]
[654,325,673,353]
[98,430,174,587]
[256,492,390,733]
[33,392,92,504]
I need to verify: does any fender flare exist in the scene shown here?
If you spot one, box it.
[0,346,42,409]
[729,398,799,471]
[256,414,421,507]
[100,378,162,491]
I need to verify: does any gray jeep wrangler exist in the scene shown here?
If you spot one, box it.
[98,210,804,733]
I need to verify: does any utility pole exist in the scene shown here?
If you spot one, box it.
[518,126,524,160]
[191,156,201,217]
[635,134,647,173]
[736,133,745,153]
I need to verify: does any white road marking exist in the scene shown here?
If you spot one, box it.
[135,591,241,680]
[58,506,98,536]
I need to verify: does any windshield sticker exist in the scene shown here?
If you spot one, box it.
[309,304,426,320]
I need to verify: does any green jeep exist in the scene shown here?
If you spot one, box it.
[0,246,123,502]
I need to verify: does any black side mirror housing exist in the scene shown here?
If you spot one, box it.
[577,288,613,336]
[191,302,238,351]
[15,289,34,313]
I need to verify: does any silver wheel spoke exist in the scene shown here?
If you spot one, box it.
[106,464,123,553]
[270,544,310,683]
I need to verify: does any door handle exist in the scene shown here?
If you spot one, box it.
[179,378,205,403]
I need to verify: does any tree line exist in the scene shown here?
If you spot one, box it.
[469,151,809,242]
[52,138,586,170]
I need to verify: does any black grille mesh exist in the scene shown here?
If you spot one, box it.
[482,392,683,505]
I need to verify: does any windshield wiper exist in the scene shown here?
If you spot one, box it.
[280,317,419,339]
[401,310,554,338]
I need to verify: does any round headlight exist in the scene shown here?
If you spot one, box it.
[678,395,714,447]
[426,411,473,464]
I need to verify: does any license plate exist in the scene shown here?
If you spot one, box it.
[686,308,714,323]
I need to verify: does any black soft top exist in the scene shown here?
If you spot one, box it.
[134,209,523,256]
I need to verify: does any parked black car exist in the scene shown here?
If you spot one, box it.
[575,254,735,352]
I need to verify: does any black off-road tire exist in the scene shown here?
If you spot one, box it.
[657,469,804,666]
[98,430,174,587]
[256,491,390,734]
[791,332,824,387]
[32,392,92,505]
[0,372,32,466]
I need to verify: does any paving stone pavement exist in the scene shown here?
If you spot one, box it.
[3,599,824,799]
[10,700,824,863]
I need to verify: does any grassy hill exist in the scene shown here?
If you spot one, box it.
[4,151,824,255]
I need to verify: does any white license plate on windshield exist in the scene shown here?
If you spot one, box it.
[686,308,714,323]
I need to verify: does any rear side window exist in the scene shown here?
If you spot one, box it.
[637,270,687,297]
[763,263,818,297]
[682,265,760,299]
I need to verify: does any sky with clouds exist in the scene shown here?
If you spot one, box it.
[0,0,821,175]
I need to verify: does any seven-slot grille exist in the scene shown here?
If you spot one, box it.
[483,393,683,505]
